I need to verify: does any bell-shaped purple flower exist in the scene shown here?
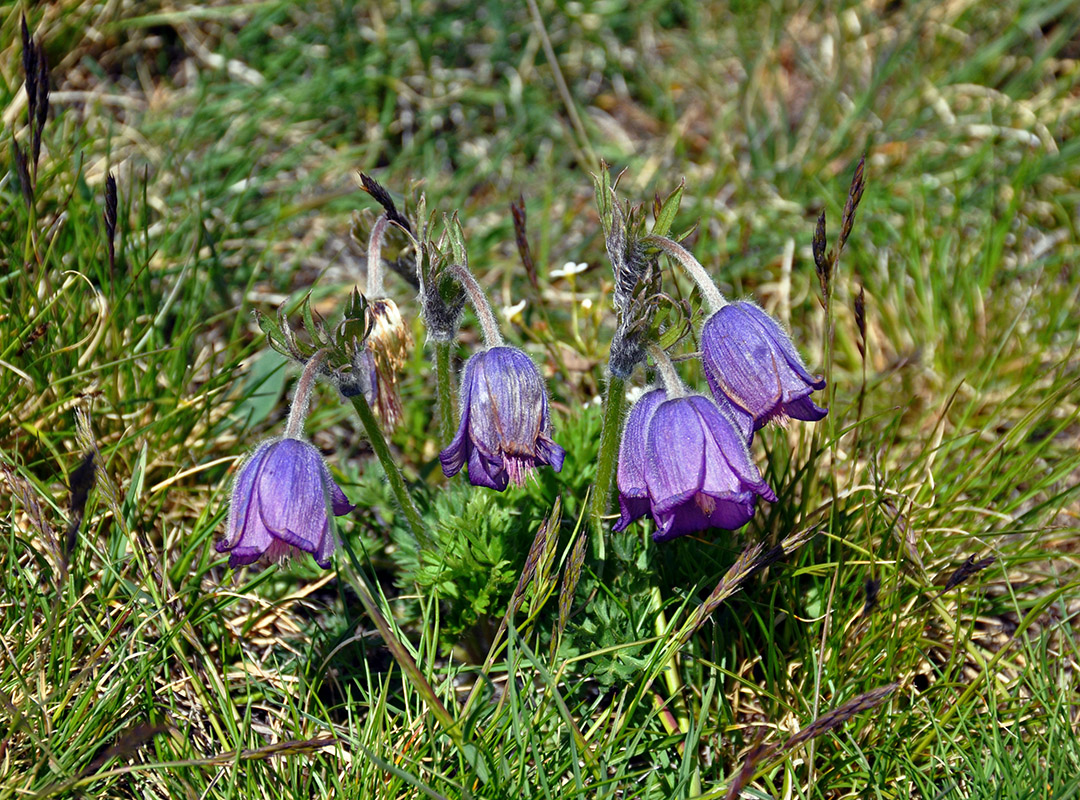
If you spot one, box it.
[614,392,776,541]
[217,438,354,569]
[440,346,565,491]
[701,301,827,434]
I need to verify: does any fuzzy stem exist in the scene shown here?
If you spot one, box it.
[284,350,327,439]
[645,234,727,313]
[434,339,457,446]
[646,342,686,398]
[589,373,625,555]
[348,392,432,549]
[366,214,391,298]
[447,262,504,347]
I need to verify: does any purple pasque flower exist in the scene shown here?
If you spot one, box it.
[701,301,827,434]
[440,346,565,491]
[218,437,354,569]
[614,391,776,541]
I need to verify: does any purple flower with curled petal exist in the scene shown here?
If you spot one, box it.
[440,346,565,491]
[217,438,354,569]
[614,391,776,541]
[701,301,827,434]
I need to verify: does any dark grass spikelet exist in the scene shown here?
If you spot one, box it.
[861,577,880,617]
[839,155,866,255]
[724,741,774,800]
[725,682,898,795]
[940,554,996,593]
[20,16,49,182]
[510,194,539,293]
[683,527,818,644]
[813,210,830,301]
[359,172,412,235]
[780,683,898,755]
[64,451,96,559]
[854,285,867,357]
[358,173,419,289]
[104,173,118,273]
[13,143,33,209]
[555,529,588,643]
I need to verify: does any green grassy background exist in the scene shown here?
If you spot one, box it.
[2,0,1079,797]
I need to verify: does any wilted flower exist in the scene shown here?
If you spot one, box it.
[701,301,826,434]
[614,391,776,541]
[440,346,565,491]
[366,297,413,427]
[217,438,354,568]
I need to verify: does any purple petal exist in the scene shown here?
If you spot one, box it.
[616,389,667,498]
[784,393,828,423]
[257,439,329,553]
[468,347,546,456]
[222,441,274,550]
[319,460,355,516]
[613,494,651,533]
[223,507,276,566]
[688,395,774,500]
[535,434,566,473]
[740,302,826,390]
[645,399,706,515]
[313,520,336,569]
[652,494,757,542]
[467,446,509,491]
[440,358,476,477]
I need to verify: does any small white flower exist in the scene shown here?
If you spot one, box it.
[550,261,589,279]
[501,299,527,320]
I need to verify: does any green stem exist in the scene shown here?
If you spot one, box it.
[348,393,431,549]
[588,374,625,560]
[434,339,457,447]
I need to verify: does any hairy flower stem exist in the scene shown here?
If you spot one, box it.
[348,392,432,549]
[447,262,504,347]
[434,339,457,446]
[366,214,390,298]
[588,374,625,558]
[645,234,727,313]
[646,342,686,398]
[285,350,328,439]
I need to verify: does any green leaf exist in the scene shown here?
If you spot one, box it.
[651,180,684,238]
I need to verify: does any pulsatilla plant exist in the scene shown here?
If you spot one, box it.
[592,164,831,542]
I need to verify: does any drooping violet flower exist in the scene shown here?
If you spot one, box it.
[614,343,776,541]
[440,346,565,491]
[701,301,827,433]
[217,350,354,569]
[217,438,354,568]
[613,388,667,531]
[643,394,777,541]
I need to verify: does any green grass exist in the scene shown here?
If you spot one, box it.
[2,0,1079,797]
